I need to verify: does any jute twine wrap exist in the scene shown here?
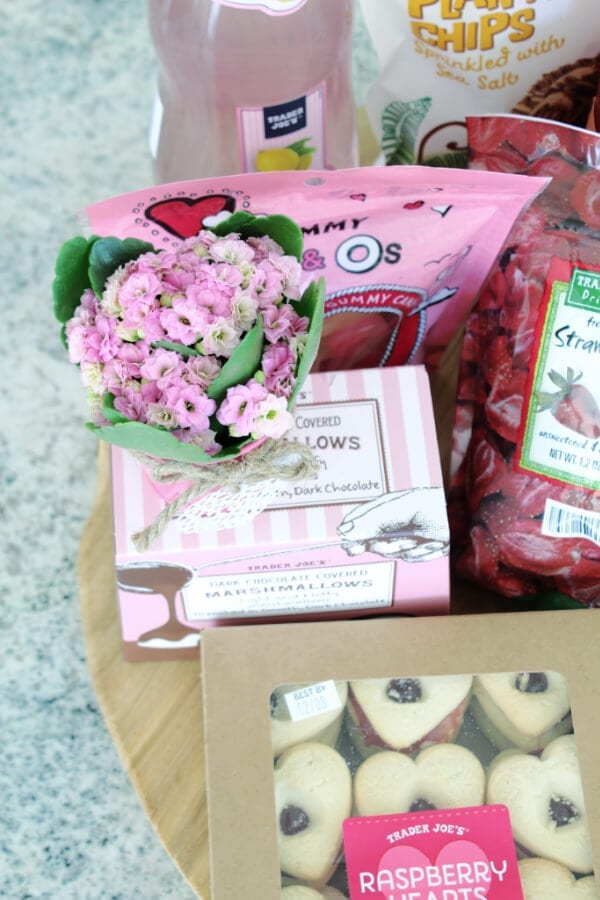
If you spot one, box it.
[130,438,319,552]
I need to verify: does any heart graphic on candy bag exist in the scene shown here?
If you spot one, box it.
[145,194,236,238]
[378,841,493,900]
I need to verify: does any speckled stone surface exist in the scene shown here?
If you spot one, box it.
[1,2,377,897]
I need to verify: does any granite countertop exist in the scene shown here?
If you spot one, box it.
[1,2,377,896]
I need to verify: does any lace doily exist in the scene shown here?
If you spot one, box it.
[173,478,284,533]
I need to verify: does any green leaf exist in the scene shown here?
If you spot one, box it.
[287,137,316,156]
[101,393,130,425]
[206,316,265,403]
[289,277,325,405]
[210,211,257,236]
[210,212,304,261]
[52,235,100,323]
[547,369,567,389]
[247,214,304,261]
[381,97,432,166]
[88,418,254,464]
[152,339,200,358]
[88,236,155,297]
[424,150,468,169]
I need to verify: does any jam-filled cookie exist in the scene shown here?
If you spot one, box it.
[487,735,593,875]
[275,742,352,886]
[354,743,485,816]
[270,682,348,758]
[472,671,572,751]
[518,858,597,899]
[347,675,472,756]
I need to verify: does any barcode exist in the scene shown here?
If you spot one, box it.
[542,499,600,547]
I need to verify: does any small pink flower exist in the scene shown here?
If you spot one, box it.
[262,343,296,397]
[100,359,129,394]
[164,383,216,433]
[113,383,147,421]
[253,394,293,439]
[119,270,162,310]
[269,253,302,300]
[139,349,182,389]
[247,235,282,262]
[145,402,179,430]
[184,355,222,389]
[212,262,244,290]
[84,313,121,364]
[202,318,241,357]
[217,380,268,437]
[187,280,232,319]
[161,264,197,292]
[117,340,150,377]
[66,322,87,364]
[230,291,258,331]
[80,361,105,395]
[159,305,201,346]
[210,237,255,265]
[262,303,296,343]
[249,262,284,305]
[138,308,166,343]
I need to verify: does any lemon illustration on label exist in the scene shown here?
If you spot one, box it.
[255,137,316,171]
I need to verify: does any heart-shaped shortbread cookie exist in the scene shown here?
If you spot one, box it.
[275,742,352,886]
[144,194,236,238]
[271,682,348,758]
[354,743,485,816]
[347,675,472,756]
[486,734,593,874]
[518,858,597,899]
[472,671,572,751]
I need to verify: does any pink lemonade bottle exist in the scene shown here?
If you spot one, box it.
[147,0,358,181]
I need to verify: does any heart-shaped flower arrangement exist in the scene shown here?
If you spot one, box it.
[53,211,325,547]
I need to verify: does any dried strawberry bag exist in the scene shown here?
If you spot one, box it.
[450,114,600,607]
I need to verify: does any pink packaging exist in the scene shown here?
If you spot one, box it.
[84,166,547,373]
[111,366,449,660]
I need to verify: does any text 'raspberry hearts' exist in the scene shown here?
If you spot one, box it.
[378,841,493,900]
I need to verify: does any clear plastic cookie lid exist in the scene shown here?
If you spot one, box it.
[269,671,596,899]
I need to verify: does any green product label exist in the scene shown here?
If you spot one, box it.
[518,261,600,492]
[565,267,600,313]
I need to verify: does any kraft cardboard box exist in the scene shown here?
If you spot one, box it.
[201,611,600,900]
[110,366,450,661]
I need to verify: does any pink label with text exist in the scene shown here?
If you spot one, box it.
[237,82,326,172]
[343,806,523,900]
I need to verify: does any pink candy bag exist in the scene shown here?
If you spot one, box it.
[83,166,547,373]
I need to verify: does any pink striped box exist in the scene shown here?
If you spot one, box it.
[110,366,449,660]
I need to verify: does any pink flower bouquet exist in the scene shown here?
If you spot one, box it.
[53,212,324,465]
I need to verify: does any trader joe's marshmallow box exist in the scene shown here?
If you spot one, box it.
[110,366,449,660]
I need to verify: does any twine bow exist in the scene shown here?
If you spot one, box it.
[130,438,319,552]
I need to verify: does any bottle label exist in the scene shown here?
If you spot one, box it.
[517,256,600,491]
[237,83,326,172]
[211,0,307,15]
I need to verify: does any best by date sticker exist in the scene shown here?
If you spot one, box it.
[284,680,342,722]
[343,805,523,900]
